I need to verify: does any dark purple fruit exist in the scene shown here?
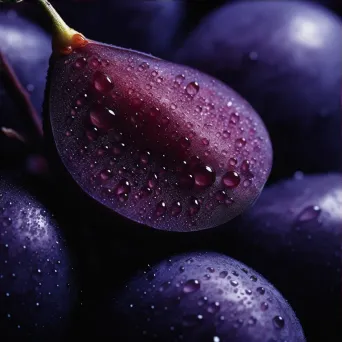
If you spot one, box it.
[42,3,272,232]
[175,0,342,181]
[0,10,51,115]
[110,252,305,341]
[227,173,342,342]
[0,174,77,340]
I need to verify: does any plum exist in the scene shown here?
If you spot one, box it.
[0,10,51,115]
[175,0,342,181]
[109,252,306,341]
[225,173,342,342]
[0,173,77,340]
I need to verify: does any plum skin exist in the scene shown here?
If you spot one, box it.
[45,42,272,232]
[109,252,305,342]
[225,173,342,342]
[175,0,342,180]
[0,174,77,340]
[0,10,51,115]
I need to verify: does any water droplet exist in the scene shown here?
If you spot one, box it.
[250,275,257,282]
[219,271,228,278]
[159,281,171,292]
[93,71,114,93]
[183,279,200,293]
[90,106,116,131]
[171,201,182,217]
[215,190,226,203]
[138,62,149,71]
[297,205,321,223]
[230,113,240,125]
[75,57,87,68]
[260,302,269,311]
[171,103,177,110]
[213,337,220,342]
[186,82,200,96]
[178,172,194,189]
[245,289,252,295]
[100,169,112,181]
[207,302,220,314]
[248,317,257,326]
[194,165,216,188]
[273,316,285,329]
[155,201,166,217]
[188,197,200,216]
[198,296,208,306]
[202,138,209,146]
[140,150,151,165]
[236,138,247,148]
[222,171,240,188]
[114,179,131,202]
[175,74,185,85]
[230,280,239,287]
[256,287,265,295]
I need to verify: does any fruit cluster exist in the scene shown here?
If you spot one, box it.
[0,1,341,342]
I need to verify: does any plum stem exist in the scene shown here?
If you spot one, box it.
[36,0,88,54]
[0,51,43,145]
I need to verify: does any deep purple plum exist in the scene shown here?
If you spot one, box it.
[0,174,77,340]
[175,0,342,181]
[0,10,51,115]
[226,173,342,342]
[110,252,305,341]
[41,3,272,232]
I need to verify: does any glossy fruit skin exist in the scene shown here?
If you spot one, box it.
[0,174,77,340]
[226,173,342,342]
[51,0,185,59]
[109,251,305,341]
[45,42,272,232]
[0,10,51,116]
[175,0,342,181]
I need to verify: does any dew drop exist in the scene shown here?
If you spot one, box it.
[93,71,114,93]
[250,275,257,282]
[297,205,321,223]
[256,287,265,295]
[171,201,182,217]
[202,138,209,146]
[215,190,226,203]
[138,62,149,71]
[194,165,216,188]
[140,150,151,165]
[222,171,240,188]
[183,279,200,293]
[90,106,116,131]
[100,169,112,181]
[273,316,285,329]
[219,271,228,278]
[114,179,131,201]
[159,281,171,292]
[230,113,240,125]
[260,302,269,311]
[188,197,200,216]
[179,266,185,273]
[186,82,199,96]
[75,57,87,68]
[198,297,208,306]
[207,302,220,314]
[175,74,185,84]
[236,138,247,148]
[155,201,166,217]
[230,280,239,287]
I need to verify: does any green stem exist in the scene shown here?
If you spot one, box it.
[35,0,87,54]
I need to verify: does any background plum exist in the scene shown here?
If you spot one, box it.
[175,0,342,181]
[0,173,78,340]
[221,173,342,342]
[109,251,305,341]
[0,10,51,115]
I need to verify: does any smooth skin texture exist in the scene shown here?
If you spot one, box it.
[0,174,77,341]
[110,252,306,342]
[226,173,342,342]
[175,0,342,181]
